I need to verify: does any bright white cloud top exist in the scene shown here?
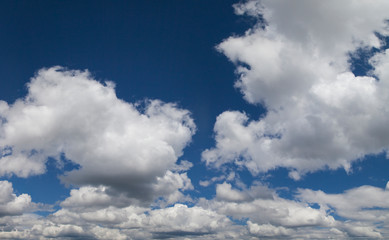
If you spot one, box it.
[0,67,196,205]
[204,0,389,179]
[1,0,389,239]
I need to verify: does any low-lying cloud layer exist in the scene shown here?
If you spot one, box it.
[3,178,389,239]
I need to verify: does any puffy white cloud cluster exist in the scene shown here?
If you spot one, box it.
[0,66,196,203]
[0,66,236,239]
[247,221,294,237]
[202,182,336,229]
[203,0,389,178]
[0,180,37,217]
[196,1,389,238]
[4,184,386,239]
[299,185,389,222]
[0,201,239,239]
[298,184,389,237]
[3,166,381,239]
[0,67,245,239]
[2,1,389,238]
[197,180,389,238]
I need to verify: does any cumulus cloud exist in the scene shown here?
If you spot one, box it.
[0,214,43,239]
[146,204,233,238]
[0,66,196,202]
[153,170,194,206]
[247,221,294,237]
[0,181,38,217]
[204,185,336,229]
[2,181,387,239]
[3,1,389,239]
[298,184,389,237]
[60,185,132,210]
[197,183,349,239]
[42,224,88,238]
[0,187,239,239]
[198,181,389,238]
[299,185,389,221]
[61,172,193,209]
[46,199,238,239]
[203,0,389,177]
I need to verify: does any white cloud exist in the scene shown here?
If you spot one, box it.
[247,221,294,237]
[199,172,235,187]
[0,66,246,239]
[205,193,335,229]
[0,66,196,202]
[60,170,194,210]
[146,204,232,236]
[216,182,249,202]
[60,185,131,210]
[42,224,87,238]
[3,182,388,239]
[12,184,234,239]
[91,226,127,240]
[0,213,47,239]
[153,170,194,206]
[274,183,389,237]
[2,2,389,239]
[342,222,383,238]
[215,181,273,202]
[46,199,238,239]
[0,181,38,217]
[171,160,193,172]
[205,183,333,228]
[0,230,28,239]
[299,185,389,220]
[199,181,389,238]
[203,0,389,177]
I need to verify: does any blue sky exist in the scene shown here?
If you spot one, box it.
[1,0,389,239]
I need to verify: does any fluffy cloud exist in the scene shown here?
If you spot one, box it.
[0,192,237,239]
[146,204,233,238]
[298,184,389,237]
[0,66,195,202]
[2,181,387,239]
[247,221,294,237]
[42,224,88,238]
[3,1,389,239]
[60,185,132,210]
[0,181,38,217]
[46,198,237,239]
[204,182,336,229]
[198,180,389,238]
[203,0,389,177]
[216,181,273,202]
[0,214,43,239]
[60,171,193,210]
